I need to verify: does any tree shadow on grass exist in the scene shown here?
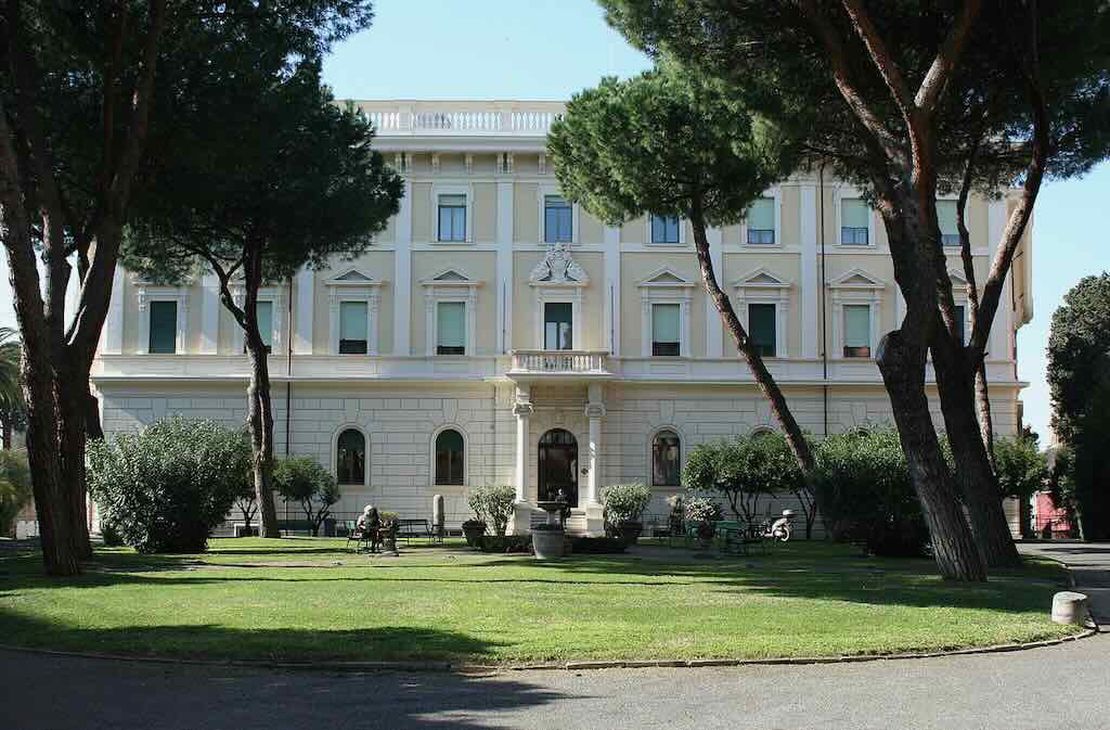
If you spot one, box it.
[0,617,566,730]
[1,542,1069,616]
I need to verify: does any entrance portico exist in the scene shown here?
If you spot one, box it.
[508,372,608,535]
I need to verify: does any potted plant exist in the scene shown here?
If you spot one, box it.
[462,490,488,547]
[531,522,564,559]
[684,495,722,549]
[601,483,652,545]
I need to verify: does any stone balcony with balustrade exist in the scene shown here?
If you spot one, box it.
[506,350,612,382]
[352,100,564,150]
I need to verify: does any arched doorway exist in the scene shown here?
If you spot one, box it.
[538,428,578,506]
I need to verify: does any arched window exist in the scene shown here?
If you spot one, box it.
[652,430,682,487]
[336,429,366,485]
[435,428,465,485]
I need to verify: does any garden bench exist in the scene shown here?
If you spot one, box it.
[277,519,314,537]
[394,518,434,543]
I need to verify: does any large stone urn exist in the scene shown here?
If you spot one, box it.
[531,524,564,559]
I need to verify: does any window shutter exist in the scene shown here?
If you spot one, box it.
[437,301,467,348]
[842,198,869,229]
[652,303,681,344]
[148,301,177,354]
[844,305,871,347]
[748,303,777,356]
[937,199,958,236]
[747,198,775,230]
[256,301,273,348]
[339,301,368,341]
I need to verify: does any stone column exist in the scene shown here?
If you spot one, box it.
[512,385,533,502]
[585,382,605,505]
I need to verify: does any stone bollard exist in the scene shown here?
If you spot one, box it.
[1051,591,1090,626]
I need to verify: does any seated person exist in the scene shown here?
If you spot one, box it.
[357,505,382,553]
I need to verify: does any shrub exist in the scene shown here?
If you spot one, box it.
[273,456,340,536]
[467,484,517,536]
[683,495,722,524]
[601,483,652,525]
[568,536,627,554]
[87,418,250,553]
[476,534,532,553]
[813,426,929,557]
[0,449,31,537]
[683,432,804,524]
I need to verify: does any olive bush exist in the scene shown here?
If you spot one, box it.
[601,483,652,525]
[468,484,517,536]
[0,449,31,536]
[87,418,250,553]
[683,432,804,524]
[273,456,340,536]
[813,426,930,557]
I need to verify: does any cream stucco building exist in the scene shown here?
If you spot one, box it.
[91,100,1033,535]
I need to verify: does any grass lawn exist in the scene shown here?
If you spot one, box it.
[0,538,1081,665]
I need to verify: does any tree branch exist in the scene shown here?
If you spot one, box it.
[838,0,914,118]
[970,3,1046,360]
[795,0,902,160]
[915,0,984,112]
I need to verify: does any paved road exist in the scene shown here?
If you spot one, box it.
[1019,542,1110,625]
[2,544,1107,730]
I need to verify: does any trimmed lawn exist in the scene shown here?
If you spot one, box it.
[0,538,1080,664]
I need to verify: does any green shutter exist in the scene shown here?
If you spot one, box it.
[747,197,775,230]
[256,301,273,348]
[652,303,680,344]
[748,303,777,357]
[148,301,177,354]
[844,305,871,347]
[437,301,466,349]
[339,301,368,341]
[842,198,869,228]
[937,200,958,236]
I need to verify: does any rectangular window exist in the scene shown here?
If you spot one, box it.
[437,194,467,242]
[254,300,273,354]
[746,197,776,244]
[338,300,368,354]
[148,301,177,354]
[436,301,467,355]
[843,304,872,358]
[937,199,960,246]
[544,195,573,243]
[748,303,777,358]
[954,304,966,345]
[841,198,870,245]
[544,302,573,350]
[651,303,681,357]
[650,214,680,244]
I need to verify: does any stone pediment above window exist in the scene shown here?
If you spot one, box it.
[947,268,969,287]
[734,268,791,291]
[829,268,886,290]
[326,268,380,287]
[420,269,481,289]
[637,267,695,289]
[530,242,587,287]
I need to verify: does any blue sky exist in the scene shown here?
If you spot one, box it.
[2,0,1105,442]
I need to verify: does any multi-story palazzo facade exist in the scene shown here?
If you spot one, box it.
[92,100,1032,534]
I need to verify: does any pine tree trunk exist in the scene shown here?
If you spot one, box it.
[877,330,987,581]
[932,330,1021,568]
[689,206,815,472]
[247,341,280,538]
[58,371,93,559]
[975,363,996,470]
